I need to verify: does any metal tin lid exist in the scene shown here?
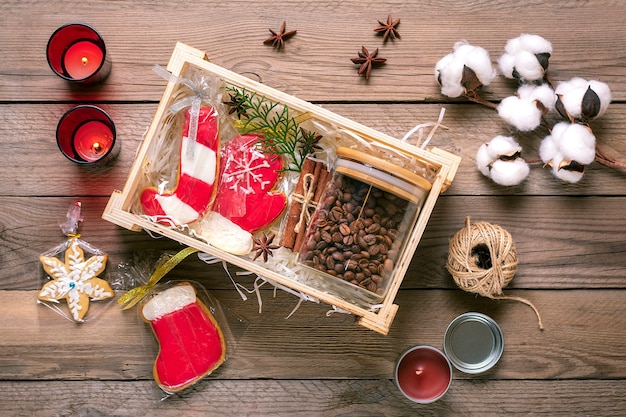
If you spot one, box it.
[444,312,504,374]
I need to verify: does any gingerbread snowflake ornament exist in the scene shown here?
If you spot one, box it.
[38,238,114,322]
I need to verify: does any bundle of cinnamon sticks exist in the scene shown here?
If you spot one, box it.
[281,158,330,252]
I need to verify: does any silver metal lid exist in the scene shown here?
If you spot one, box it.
[444,312,504,374]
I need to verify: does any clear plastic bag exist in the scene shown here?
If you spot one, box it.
[37,202,115,323]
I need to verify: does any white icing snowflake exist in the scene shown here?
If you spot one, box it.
[38,238,113,322]
[223,146,271,195]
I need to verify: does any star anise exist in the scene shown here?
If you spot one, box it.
[264,21,297,49]
[300,128,324,155]
[351,46,387,80]
[252,232,281,262]
[224,91,249,120]
[374,15,400,42]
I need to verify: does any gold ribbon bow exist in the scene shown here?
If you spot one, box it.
[117,246,199,310]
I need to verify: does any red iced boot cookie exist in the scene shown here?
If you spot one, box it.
[141,283,226,393]
[214,134,287,232]
[141,106,220,225]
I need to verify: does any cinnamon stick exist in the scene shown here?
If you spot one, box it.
[281,158,316,249]
[313,166,330,202]
[293,162,331,253]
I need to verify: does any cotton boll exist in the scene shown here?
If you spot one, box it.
[517,34,552,55]
[490,159,530,186]
[476,136,528,185]
[539,134,559,164]
[457,43,497,86]
[498,84,555,131]
[485,135,522,159]
[552,156,584,183]
[533,84,556,111]
[497,53,516,78]
[556,169,584,183]
[555,77,587,95]
[519,84,556,111]
[540,123,593,183]
[559,123,596,165]
[503,36,522,55]
[476,143,493,176]
[498,95,542,131]
[435,53,465,97]
[555,77,588,119]
[435,41,496,97]
[555,77,612,121]
[549,121,569,146]
[512,50,546,81]
[499,34,552,81]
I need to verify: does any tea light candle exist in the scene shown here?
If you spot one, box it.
[46,23,111,84]
[395,345,452,404]
[56,105,117,164]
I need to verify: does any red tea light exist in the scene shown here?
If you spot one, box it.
[46,23,111,84]
[56,105,117,164]
[395,345,452,404]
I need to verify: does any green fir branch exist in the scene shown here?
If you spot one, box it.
[224,86,321,172]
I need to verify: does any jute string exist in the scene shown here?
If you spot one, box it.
[290,173,318,233]
[446,217,544,330]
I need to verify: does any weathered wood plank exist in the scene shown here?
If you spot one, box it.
[1,3,625,416]
[2,103,626,199]
[1,289,624,380]
[1,379,624,417]
[2,195,626,290]
[1,1,625,102]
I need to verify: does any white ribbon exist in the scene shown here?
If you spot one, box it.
[153,64,215,158]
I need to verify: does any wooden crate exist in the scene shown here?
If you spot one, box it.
[103,42,461,335]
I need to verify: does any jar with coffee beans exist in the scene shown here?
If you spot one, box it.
[297,147,432,304]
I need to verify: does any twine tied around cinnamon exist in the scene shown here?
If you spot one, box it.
[289,173,318,233]
[446,216,544,330]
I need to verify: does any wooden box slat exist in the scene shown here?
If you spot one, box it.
[103,42,461,334]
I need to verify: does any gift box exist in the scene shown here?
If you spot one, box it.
[103,42,461,334]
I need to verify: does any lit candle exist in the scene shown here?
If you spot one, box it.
[47,23,111,84]
[395,345,452,404]
[56,105,117,164]
[63,40,104,80]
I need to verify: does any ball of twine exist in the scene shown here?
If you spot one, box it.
[446,217,544,330]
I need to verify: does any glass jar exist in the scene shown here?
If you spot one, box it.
[297,147,432,305]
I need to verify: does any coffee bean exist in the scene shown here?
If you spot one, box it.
[299,172,413,296]
[332,251,344,262]
[384,258,394,274]
[366,223,381,234]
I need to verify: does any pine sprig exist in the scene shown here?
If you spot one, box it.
[224,86,321,172]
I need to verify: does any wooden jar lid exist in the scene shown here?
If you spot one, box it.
[336,147,433,192]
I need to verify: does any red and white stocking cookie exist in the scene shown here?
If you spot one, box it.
[141,283,226,393]
[141,106,220,225]
[214,134,287,232]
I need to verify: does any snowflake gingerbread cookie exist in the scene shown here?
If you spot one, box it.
[214,133,287,232]
[199,134,287,255]
[38,238,114,322]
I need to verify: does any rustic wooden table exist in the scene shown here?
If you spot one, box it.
[1,1,625,416]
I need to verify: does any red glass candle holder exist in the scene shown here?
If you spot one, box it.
[46,23,111,84]
[395,345,453,404]
[56,105,117,164]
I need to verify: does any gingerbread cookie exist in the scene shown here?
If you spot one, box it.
[38,238,113,322]
[141,106,220,225]
[214,134,287,232]
[141,283,226,393]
